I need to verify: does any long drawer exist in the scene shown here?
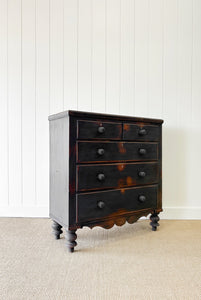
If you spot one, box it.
[77,141,158,163]
[77,162,159,192]
[77,185,158,222]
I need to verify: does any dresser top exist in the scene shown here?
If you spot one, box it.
[48,110,164,124]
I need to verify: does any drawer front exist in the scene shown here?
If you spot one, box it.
[77,120,122,140]
[123,123,160,141]
[77,185,157,222]
[77,162,159,192]
[77,141,158,163]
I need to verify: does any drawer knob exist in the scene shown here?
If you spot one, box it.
[97,173,105,181]
[98,126,105,134]
[97,201,105,209]
[138,171,146,177]
[97,148,105,156]
[139,128,147,136]
[138,195,146,203]
[139,148,147,155]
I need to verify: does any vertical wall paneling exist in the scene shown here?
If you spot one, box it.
[163,0,179,208]
[190,0,201,207]
[163,0,178,125]
[0,0,8,207]
[91,0,106,113]
[77,0,92,111]
[49,0,64,114]
[176,0,193,207]
[134,0,149,117]
[1,0,201,218]
[192,0,201,122]
[21,0,36,206]
[105,0,121,114]
[64,0,78,110]
[120,0,135,116]
[177,0,193,125]
[148,0,163,118]
[7,0,22,207]
[35,0,49,207]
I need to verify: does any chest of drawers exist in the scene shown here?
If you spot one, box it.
[48,110,163,252]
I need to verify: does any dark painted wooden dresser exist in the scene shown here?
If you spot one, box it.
[48,110,163,252]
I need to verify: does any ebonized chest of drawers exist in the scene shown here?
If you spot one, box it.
[48,110,163,252]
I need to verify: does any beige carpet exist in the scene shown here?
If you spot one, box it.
[0,218,200,300]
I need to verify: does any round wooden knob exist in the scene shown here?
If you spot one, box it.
[138,171,146,177]
[97,201,105,209]
[97,173,105,181]
[138,195,146,203]
[97,148,105,156]
[139,128,147,136]
[139,148,147,155]
[98,126,105,133]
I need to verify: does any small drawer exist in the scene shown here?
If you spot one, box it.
[77,120,122,140]
[77,162,159,192]
[123,123,160,141]
[77,185,158,222]
[77,141,158,163]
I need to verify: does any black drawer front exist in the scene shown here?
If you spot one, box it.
[77,162,159,192]
[77,141,158,163]
[123,124,160,141]
[77,185,158,222]
[77,120,122,140]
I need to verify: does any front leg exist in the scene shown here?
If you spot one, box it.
[52,220,63,239]
[65,229,77,252]
[150,212,160,231]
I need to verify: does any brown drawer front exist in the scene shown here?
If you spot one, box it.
[77,185,157,222]
[77,120,122,140]
[77,141,158,163]
[123,124,160,141]
[77,162,159,192]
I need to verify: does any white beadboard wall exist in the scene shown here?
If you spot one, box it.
[0,0,201,219]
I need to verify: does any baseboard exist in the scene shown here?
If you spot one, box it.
[0,206,49,218]
[160,207,201,220]
[0,206,201,219]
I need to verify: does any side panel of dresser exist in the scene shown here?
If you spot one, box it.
[157,124,162,210]
[49,116,69,227]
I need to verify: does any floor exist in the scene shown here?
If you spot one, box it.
[0,218,201,300]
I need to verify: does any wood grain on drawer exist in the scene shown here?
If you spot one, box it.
[77,141,158,163]
[77,162,159,192]
[76,185,158,222]
[77,120,122,140]
[123,123,160,141]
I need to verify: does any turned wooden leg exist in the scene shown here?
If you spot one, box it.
[150,212,160,231]
[52,220,63,239]
[65,229,77,253]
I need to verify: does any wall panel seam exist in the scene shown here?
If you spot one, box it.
[63,0,64,111]
[147,0,150,116]
[48,0,51,115]
[35,0,37,206]
[190,0,194,123]
[119,0,121,114]
[105,0,107,112]
[77,0,79,110]
[133,0,135,116]
[21,0,23,206]
[91,0,93,112]
[7,0,9,206]
[161,0,164,118]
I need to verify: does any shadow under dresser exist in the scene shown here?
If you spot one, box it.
[48,110,164,252]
